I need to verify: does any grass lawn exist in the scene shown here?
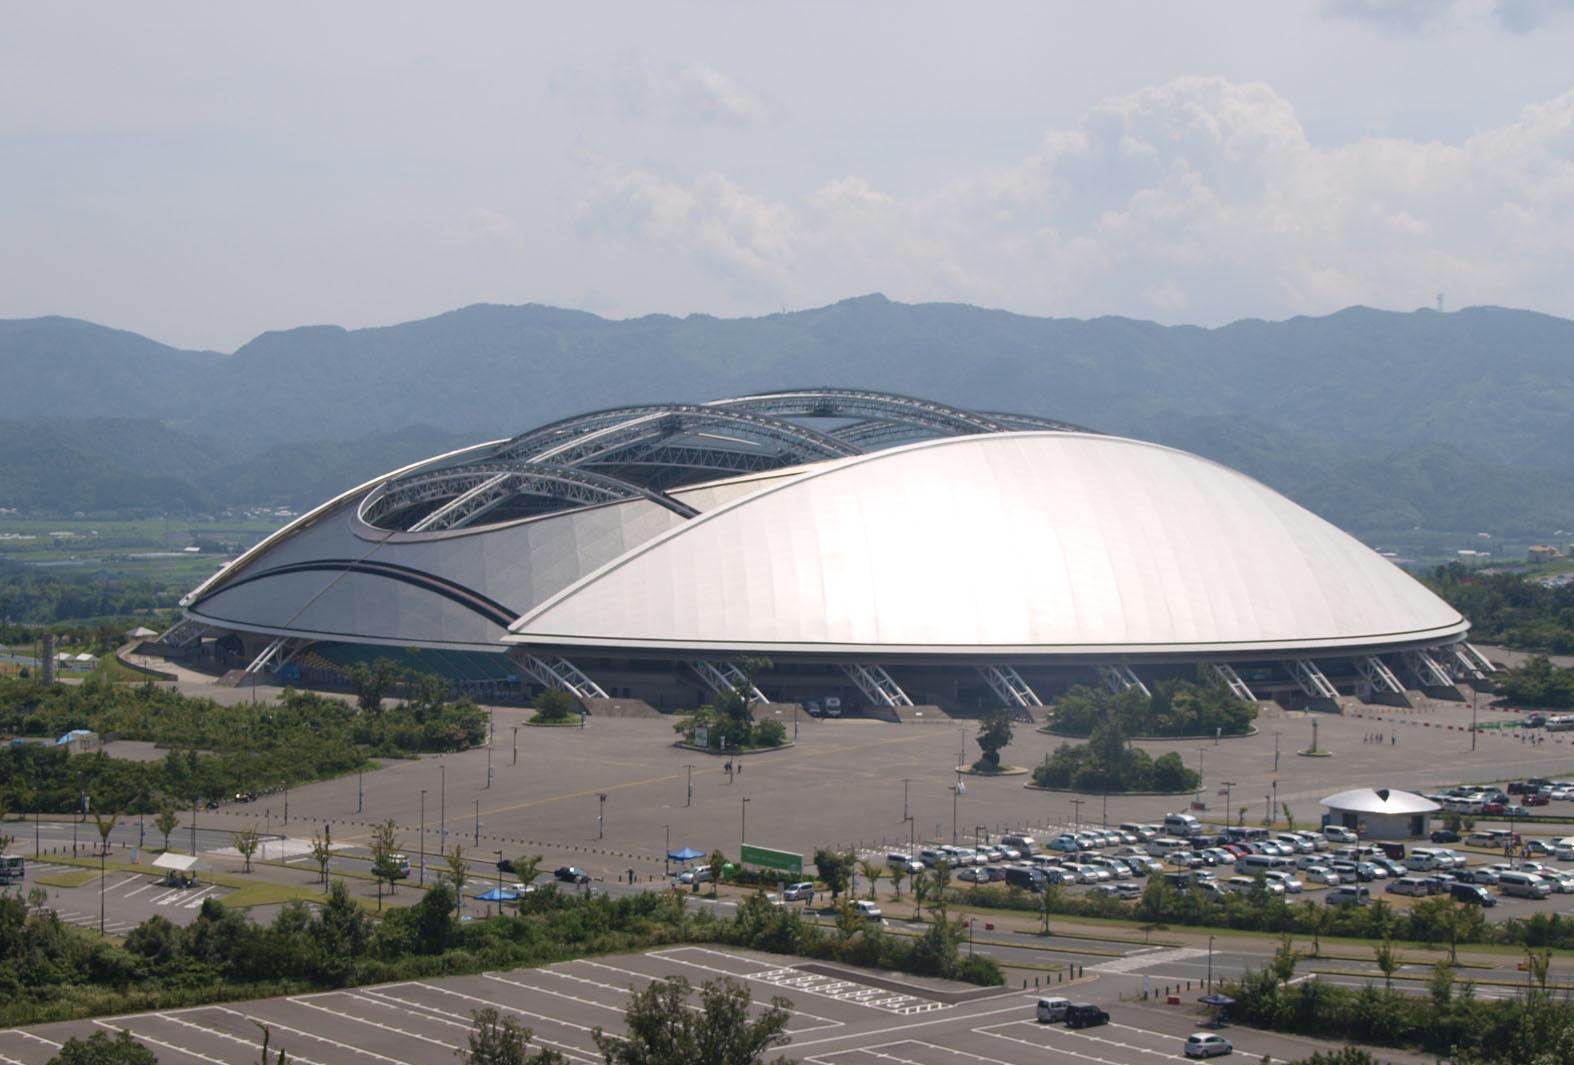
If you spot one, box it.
[37,867,105,888]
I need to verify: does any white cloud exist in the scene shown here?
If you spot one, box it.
[575,76,1574,325]
[452,208,514,240]
[678,63,767,124]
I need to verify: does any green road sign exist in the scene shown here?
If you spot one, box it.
[740,843,803,876]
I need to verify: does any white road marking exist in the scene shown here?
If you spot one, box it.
[158,1012,332,1065]
[288,995,462,1049]
[92,1020,233,1065]
[206,1005,416,1065]
[1092,947,1209,974]
[364,982,602,1064]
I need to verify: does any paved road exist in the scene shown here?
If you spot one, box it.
[0,945,1437,1065]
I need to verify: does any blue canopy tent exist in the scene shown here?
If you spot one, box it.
[474,887,520,902]
[668,847,705,862]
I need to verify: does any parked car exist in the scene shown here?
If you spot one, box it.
[1185,1033,1235,1058]
[1430,828,1461,844]
[1450,882,1497,907]
[555,866,591,884]
[1065,1004,1110,1029]
[783,881,816,902]
[853,900,883,921]
[1035,997,1071,1023]
[1264,870,1303,894]
[1324,825,1359,843]
[1523,793,1550,807]
[1326,885,1372,906]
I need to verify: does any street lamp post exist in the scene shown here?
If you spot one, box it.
[99,838,106,935]
[474,799,480,846]
[1471,686,1478,752]
[419,789,427,885]
[440,762,447,857]
[1274,731,1281,772]
[487,738,493,789]
[357,767,363,814]
[1221,781,1236,825]
[950,780,961,844]
[741,796,750,852]
[902,778,911,821]
[494,849,504,915]
[1272,779,1279,823]
[598,793,607,840]
[1070,798,1085,832]
[283,782,289,825]
[512,726,519,766]
[685,764,694,807]
[664,824,670,877]
[1207,935,1215,989]
[905,815,915,859]
[1101,792,1108,829]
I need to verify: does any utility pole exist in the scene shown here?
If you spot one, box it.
[597,793,607,840]
[512,725,519,766]
[1471,686,1478,752]
[1221,781,1237,825]
[474,799,480,846]
[1070,798,1085,832]
[1274,731,1281,772]
[902,778,911,821]
[741,796,750,852]
[440,762,447,855]
[685,764,694,807]
[190,798,197,856]
[357,767,363,814]
[419,789,427,886]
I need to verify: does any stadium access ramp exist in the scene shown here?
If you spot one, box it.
[1354,655,1406,696]
[687,660,769,705]
[509,652,609,700]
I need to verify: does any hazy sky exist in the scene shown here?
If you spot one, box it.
[4,1,1573,350]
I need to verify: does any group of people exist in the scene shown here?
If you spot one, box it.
[1363,731,1395,745]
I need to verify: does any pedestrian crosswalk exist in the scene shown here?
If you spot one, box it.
[1092,946,1209,974]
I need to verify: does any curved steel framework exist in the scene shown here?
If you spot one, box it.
[357,388,1090,533]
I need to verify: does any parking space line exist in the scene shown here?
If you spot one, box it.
[93,1020,235,1065]
[205,1006,416,1065]
[826,1038,1023,1065]
[976,1020,1192,1063]
[4,1031,59,1049]
[123,881,156,898]
[288,995,466,1050]
[105,875,142,894]
[182,886,221,909]
[158,1013,333,1065]
[570,958,844,1030]
[788,1000,1031,1049]
[362,983,603,1064]
[0,1051,28,1065]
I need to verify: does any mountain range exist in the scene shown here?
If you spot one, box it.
[2,296,1572,541]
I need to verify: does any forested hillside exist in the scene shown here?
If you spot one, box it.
[2,299,1572,538]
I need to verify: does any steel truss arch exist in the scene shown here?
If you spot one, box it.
[494,404,860,465]
[359,461,699,531]
[708,388,1012,435]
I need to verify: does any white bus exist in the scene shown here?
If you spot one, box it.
[0,855,23,884]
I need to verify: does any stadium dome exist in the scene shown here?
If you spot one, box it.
[166,389,1485,711]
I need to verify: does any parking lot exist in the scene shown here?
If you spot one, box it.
[14,860,231,936]
[0,946,1433,1065]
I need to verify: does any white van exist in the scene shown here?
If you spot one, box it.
[1404,848,1442,872]
[1498,871,1551,899]
[1164,813,1203,838]
[1148,837,1192,860]
[1002,834,1038,853]
[1236,854,1293,875]
[1036,997,1071,1023]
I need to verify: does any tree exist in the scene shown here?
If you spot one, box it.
[888,865,905,900]
[89,809,118,857]
[310,828,332,884]
[346,658,399,715]
[443,844,469,915]
[510,854,542,888]
[46,1031,158,1065]
[974,710,1013,770]
[154,807,179,852]
[1372,937,1398,991]
[232,828,261,873]
[459,1008,564,1065]
[592,975,792,1065]
[253,1022,288,1065]
[532,688,578,723]
[927,860,952,918]
[1269,933,1303,984]
[1297,899,1329,957]
[1426,959,1454,1007]
[812,848,853,901]
[707,848,728,898]
[369,818,403,911]
[1281,802,1296,834]
[857,859,882,900]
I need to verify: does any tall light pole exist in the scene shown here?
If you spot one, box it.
[494,849,504,914]
[685,764,694,807]
[1207,935,1215,989]
[486,738,493,789]
[1471,686,1478,752]
[741,796,750,852]
[357,767,363,814]
[951,779,962,844]
[1070,798,1085,832]
[598,793,607,840]
[902,778,911,821]
[1273,731,1281,772]
[419,789,427,885]
[905,814,915,859]
[1272,779,1279,824]
[664,824,671,877]
[1101,792,1108,829]
[512,725,519,766]
[439,761,447,857]
[473,799,480,846]
[1221,781,1237,826]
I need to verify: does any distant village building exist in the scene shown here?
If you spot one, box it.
[1528,544,1563,563]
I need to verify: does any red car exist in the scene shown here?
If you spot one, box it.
[1522,793,1549,807]
[1483,802,1508,815]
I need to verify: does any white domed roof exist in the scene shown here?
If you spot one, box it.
[1321,788,1439,815]
[508,432,1467,655]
